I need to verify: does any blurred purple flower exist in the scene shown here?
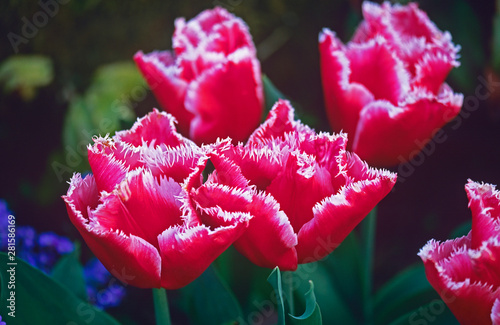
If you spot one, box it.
[84,258,126,309]
[0,199,126,309]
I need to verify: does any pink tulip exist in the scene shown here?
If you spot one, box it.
[319,1,463,166]
[205,100,397,270]
[63,109,250,289]
[134,7,263,145]
[419,180,500,325]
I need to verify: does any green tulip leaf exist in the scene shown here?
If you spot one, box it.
[0,253,120,325]
[267,267,286,325]
[321,232,363,322]
[262,74,287,115]
[290,280,322,325]
[374,264,440,325]
[51,242,87,301]
[180,265,243,325]
[387,300,459,325]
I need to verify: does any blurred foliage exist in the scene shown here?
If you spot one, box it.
[0,55,53,100]
[0,252,120,325]
[62,61,144,163]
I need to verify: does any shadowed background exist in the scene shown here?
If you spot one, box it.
[1,0,499,323]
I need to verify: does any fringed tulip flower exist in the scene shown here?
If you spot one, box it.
[205,100,396,270]
[63,109,250,289]
[319,1,463,166]
[134,7,263,145]
[419,180,500,325]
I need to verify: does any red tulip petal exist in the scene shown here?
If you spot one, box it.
[196,7,234,34]
[353,2,454,52]
[248,99,314,145]
[88,137,132,193]
[352,86,463,166]
[134,52,193,135]
[173,18,203,55]
[234,192,298,270]
[470,237,500,288]
[63,173,162,288]
[185,48,263,144]
[465,180,500,249]
[297,169,396,263]
[63,173,100,225]
[419,237,470,294]
[266,151,335,235]
[419,236,500,325]
[141,142,203,184]
[115,109,184,148]
[319,29,375,138]
[91,169,183,248]
[443,281,498,325]
[173,7,234,55]
[207,20,255,55]
[345,37,410,105]
[190,182,253,224]
[298,132,349,190]
[225,144,289,191]
[158,216,249,289]
[414,51,458,95]
[492,299,500,325]
[79,226,162,289]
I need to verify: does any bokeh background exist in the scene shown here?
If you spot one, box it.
[1,0,499,324]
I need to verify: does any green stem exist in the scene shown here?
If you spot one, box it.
[153,288,172,325]
[283,271,295,316]
[361,207,377,324]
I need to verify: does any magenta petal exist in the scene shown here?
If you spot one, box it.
[234,192,298,270]
[492,299,500,325]
[352,87,463,166]
[230,144,289,191]
[346,37,409,105]
[134,52,193,136]
[465,180,500,249]
[414,52,457,95]
[185,49,263,144]
[115,109,184,148]
[207,20,255,55]
[470,238,500,288]
[297,170,396,263]
[78,226,162,289]
[419,236,471,293]
[248,99,314,145]
[63,174,100,225]
[88,137,130,193]
[266,152,335,234]
[141,142,203,184]
[91,169,183,247]
[63,174,162,288]
[319,29,375,138]
[419,236,500,325]
[158,218,249,289]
